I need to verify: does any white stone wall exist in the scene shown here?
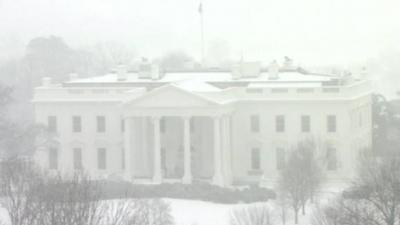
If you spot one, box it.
[230,96,372,185]
[33,82,373,186]
[35,102,124,178]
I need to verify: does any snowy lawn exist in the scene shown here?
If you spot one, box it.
[168,198,243,225]
[168,188,341,225]
[168,198,305,225]
[0,189,340,225]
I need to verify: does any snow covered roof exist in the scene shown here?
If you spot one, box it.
[66,71,337,85]
[174,80,221,92]
[247,82,323,88]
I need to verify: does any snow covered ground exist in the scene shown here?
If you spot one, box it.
[168,198,310,225]
[0,207,10,225]
[168,186,342,225]
[0,189,341,225]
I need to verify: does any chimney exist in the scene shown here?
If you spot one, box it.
[69,73,79,81]
[151,64,161,80]
[138,58,152,79]
[282,56,295,70]
[117,64,127,81]
[231,64,242,80]
[42,77,52,87]
[268,60,280,80]
[241,62,261,78]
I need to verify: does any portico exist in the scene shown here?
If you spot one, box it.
[122,85,233,186]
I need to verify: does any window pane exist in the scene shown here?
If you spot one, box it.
[276,148,285,170]
[161,148,167,171]
[251,148,261,170]
[160,118,166,133]
[48,116,57,133]
[121,148,125,170]
[121,119,125,132]
[49,148,58,169]
[250,115,260,132]
[190,118,195,133]
[327,147,337,170]
[73,148,83,170]
[327,115,336,132]
[301,115,310,132]
[97,116,106,133]
[97,148,106,170]
[72,116,81,132]
[276,115,285,132]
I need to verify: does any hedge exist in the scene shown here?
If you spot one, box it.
[98,181,276,204]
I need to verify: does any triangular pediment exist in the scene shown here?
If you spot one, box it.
[124,85,219,108]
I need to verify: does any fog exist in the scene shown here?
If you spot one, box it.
[0,1,400,225]
[1,0,400,66]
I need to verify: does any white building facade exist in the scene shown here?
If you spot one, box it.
[33,62,373,187]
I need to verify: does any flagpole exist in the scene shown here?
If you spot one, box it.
[199,1,205,66]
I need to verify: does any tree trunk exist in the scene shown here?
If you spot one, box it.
[302,202,306,215]
[294,209,299,224]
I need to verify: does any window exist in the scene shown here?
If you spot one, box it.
[326,147,337,170]
[49,148,58,169]
[327,115,337,132]
[276,115,285,132]
[250,115,260,132]
[246,88,263,94]
[251,148,261,170]
[271,88,288,93]
[161,148,167,171]
[296,88,314,93]
[160,118,166,133]
[121,148,125,170]
[121,119,125,132]
[190,118,195,133]
[301,115,311,132]
[72,116,82,133]
[96,116,106,133]
[97,148,107,170]
[276,148,286,170]
[73,148,83,170]
[322,88,339,93]
[47,116,57,133]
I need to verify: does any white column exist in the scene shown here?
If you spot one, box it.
[212,116,224,186]
[182,116,192,184]
[223,115,233,185]
[152,116,162,184]
[123,117,132,181]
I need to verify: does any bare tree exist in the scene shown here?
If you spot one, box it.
[275,193,289,225]
[352,150,400,225]
[312,149,400,225]
[34,172,103,225]
[0,157,174,225]
[0,159,102,225]
[98,199,174,225]
[128,199,174,225]
[98,200,138,225]
[312,198,379,225]
[158,50,194,71]
[230,204,274,225]
[278,139,323,224]
[0,158,43,225]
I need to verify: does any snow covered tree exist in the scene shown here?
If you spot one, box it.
[278,140,323,224]
[230,204,274,225]
[313,149,400,225]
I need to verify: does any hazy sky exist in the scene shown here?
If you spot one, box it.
[1,0,400,66]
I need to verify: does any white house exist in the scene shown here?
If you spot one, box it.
[33,61,373,187]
